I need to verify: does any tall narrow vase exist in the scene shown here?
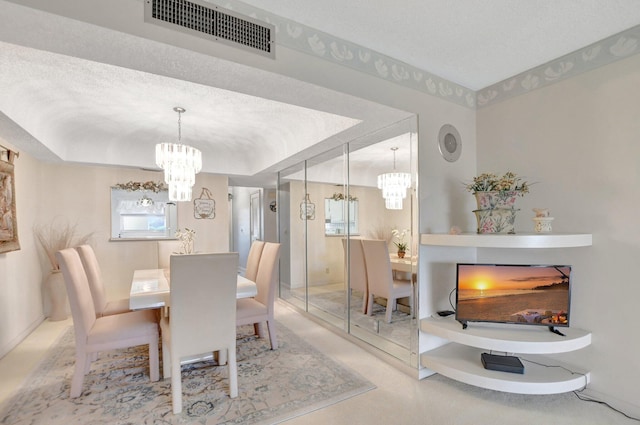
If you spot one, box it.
[45,270,67,321]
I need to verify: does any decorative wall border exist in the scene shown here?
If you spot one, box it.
[216,0,475,108]
[215,1,639,109]
[477,25,640,108]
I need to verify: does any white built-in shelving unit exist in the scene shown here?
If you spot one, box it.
[420,232,592,249]
[419,232,592,394]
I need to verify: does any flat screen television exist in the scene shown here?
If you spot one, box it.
[455,263,572,332]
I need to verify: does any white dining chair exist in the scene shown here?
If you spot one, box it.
[361,239,413,323]
[236,242,280,350]
[341,238,369,314]
[245,240,265,282]
[157,240,182,269]
[56,248,159,398]
[160,252,239,414]
[76,244,131,317]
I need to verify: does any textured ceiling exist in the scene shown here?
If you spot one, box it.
[1,0,639,188]
[238,0,640,90]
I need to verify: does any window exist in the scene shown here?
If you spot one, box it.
[110,187,177,240]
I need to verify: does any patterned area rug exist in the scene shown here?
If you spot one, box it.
[0,323,374,425]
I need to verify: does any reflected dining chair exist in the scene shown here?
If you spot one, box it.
[76,244,130,317]
[157,240,182,269]
[56,248,159,398]
[341,238,369,314]
[160,253,239,414]
[361,239,413,323]
[245,240,265,282]
[236,242,281,350]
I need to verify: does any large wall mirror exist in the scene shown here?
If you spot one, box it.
[278,115,418,368]
[110,183,178,240]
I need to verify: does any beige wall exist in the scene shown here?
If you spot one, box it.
[476,53,640,414]
[0,140,43,356]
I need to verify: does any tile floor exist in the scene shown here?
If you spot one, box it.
[1,302,636,424]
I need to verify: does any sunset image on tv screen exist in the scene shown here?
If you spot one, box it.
[456,264,571,326]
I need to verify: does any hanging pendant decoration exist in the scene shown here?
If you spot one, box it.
[300,193,315,220]
[193,187,215,219]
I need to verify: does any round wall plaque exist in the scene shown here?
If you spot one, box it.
[438,124,462,162]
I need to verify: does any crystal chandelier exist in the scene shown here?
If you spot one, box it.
[155,107,202,202]
[377,147,411,210]
[137,193,154,207]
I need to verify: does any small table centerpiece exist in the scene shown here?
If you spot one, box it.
[392,228,410,258]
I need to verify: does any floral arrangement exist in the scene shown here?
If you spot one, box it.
[465,172,530,196]
[113,181,167,193]
[391,228,409,252]
[331,192,357,201]
[175,227,195,254]
[34,218,93,270]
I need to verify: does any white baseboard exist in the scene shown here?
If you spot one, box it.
[579,387,640,420]
[0,314,45,359]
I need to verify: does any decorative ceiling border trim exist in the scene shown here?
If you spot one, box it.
[477,25,640,108]
[213,2,639,110]
[213,0,476,108]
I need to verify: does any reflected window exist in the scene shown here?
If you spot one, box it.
[324,197,358,236]
[110,183,177,240]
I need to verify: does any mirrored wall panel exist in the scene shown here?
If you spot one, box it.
[278,116,418,366]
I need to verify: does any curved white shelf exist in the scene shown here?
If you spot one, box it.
[421,317,591,354]
[420,343,590,394]
[420,233,592,248]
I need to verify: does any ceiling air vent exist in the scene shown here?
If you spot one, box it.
[144,0,275,59]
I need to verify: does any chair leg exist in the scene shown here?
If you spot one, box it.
[171,359,182,414]
[410,288,415,318]
[149,338,159,382]
[218,349,228,366]
[162,338,171,379]
[70,353,88,398]
[228,345,238,398]
[385,297,394,323]
[254,322,263,338]
[367,293,374,316]
[266,319,278,350]
[361,289,368,315]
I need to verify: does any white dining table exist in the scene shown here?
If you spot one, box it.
[390,255,417,274]
[129,268,257,310]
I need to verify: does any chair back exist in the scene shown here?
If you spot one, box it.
[158,240,181,269]
[56,248,98,344]
[254,242,281,310]
[360,239,394,297]
[76,244,107,314]
[245,240,265,282]
[341,238,367,293]
[169,253,239,357]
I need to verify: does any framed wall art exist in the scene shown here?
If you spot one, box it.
[0,148,19,253]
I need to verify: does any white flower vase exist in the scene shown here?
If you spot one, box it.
[474,191,518,210]
[473,208,517,234]
[45,270,68,321]
[473,191,519,234]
